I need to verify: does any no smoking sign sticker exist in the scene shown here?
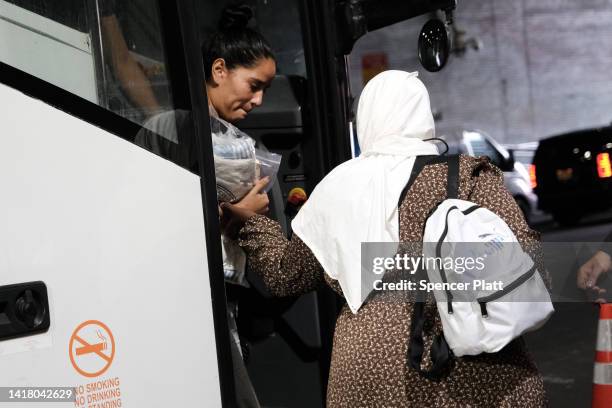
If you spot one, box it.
[69,320,115,378]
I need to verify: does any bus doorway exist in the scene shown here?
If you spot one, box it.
[192,1,456,407]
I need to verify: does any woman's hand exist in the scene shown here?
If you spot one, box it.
[220,177,270,238]
[234,177,270,215]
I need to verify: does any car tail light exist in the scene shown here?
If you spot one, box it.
[529,164,537,188]
[597,153,612,178]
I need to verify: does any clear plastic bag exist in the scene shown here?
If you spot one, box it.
[255,148,282,194]
[211,116,256,203]
[210,116,281,202]
[210,116,281,287]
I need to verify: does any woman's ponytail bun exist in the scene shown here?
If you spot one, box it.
[202,4,275,82]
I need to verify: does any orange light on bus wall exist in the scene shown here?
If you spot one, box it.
[597,153,612,178]
[529,164,537,188]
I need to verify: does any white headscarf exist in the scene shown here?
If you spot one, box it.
[291,70,439,313]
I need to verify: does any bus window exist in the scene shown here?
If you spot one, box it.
[3,0,89,31]
[249,0,306,78]
[1,0,177,138]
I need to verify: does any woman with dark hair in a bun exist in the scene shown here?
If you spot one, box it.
[139,4,275,196]
[203,4,276,123]
[202,5,276,408]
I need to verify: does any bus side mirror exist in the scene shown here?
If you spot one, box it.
[418,19,450,72]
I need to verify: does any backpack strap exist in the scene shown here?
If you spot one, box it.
[398,154,460,207]
[398,155,436,206]
[446,154,460,200]
[408,281,454,381]
[402,154,460,381]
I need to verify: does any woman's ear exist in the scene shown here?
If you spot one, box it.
[211,58,227,84]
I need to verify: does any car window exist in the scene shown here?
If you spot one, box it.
[513,150,535,165]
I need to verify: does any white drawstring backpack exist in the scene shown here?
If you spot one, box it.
[407,155,554,380]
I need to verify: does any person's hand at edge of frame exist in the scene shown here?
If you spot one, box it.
[577,250,611,303]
